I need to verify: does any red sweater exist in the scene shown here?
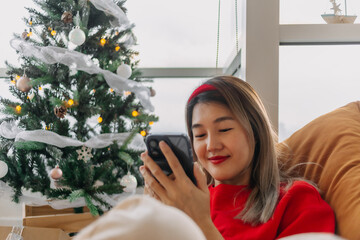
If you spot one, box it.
[209,181,335,240]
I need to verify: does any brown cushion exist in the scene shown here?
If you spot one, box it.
[277,101,360,240]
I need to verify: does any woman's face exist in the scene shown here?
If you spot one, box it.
[191,102,252,186]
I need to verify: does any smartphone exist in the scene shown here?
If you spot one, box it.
[145,133,196,185]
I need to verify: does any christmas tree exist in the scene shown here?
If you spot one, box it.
[0,0,157,215]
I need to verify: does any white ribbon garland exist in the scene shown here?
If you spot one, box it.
[10,39,154,111]
[0,121,146,151]
[89,0,132,30]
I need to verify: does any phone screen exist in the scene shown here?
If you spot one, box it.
[145,133,196,185]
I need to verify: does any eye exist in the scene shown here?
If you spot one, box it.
[219,128,233,132]
[194,133,206,138]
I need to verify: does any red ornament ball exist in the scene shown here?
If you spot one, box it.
[50,165,63,180]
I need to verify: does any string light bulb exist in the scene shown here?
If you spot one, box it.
[10,76,15,85]
[15,105,21,113]
[132,110,139,117]
[149,121,154,126]
[92,89,96,93]
[115,45,120,51]
[140,130,147,137]
[100,38,106,46]
[15,75,20,80]
[68,99,74,106]
[28,28,33,37]
[38,86,43,90]
[97,116,103,123]
[124,91,131,96]
[51,29,56,36]
[29,18,33,26]
[110,88,114,93]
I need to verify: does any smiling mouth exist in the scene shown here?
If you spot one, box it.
[208,156,229,165]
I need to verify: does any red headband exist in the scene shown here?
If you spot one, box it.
[187,84,217,103]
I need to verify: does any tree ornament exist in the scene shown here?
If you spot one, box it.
[50,165,63,180]
[54,106,67,118]
[120,171,137,193]
[21,31,30,41]
[116,64,132,79]
[77,146,93,162]
[0,160,8,178]
[149,87,156,97]
[69,26,86,46]
[16,74,32,92]
[61,11,73,24]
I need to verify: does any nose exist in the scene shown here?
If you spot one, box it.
[206,133,222,152]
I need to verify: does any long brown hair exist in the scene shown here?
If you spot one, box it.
[186,76,280,224]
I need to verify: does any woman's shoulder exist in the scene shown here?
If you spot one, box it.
[280,180,324,206]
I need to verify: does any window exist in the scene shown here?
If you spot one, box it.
[148,78,205,133]
[279,45,360,141]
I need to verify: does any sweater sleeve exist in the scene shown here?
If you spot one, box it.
[276,182,335,239]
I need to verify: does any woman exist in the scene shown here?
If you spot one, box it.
[140,76,335,240]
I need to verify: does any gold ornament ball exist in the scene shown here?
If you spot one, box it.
[50,165,63,180]
[16,75,32,92]
[61,11,73,24]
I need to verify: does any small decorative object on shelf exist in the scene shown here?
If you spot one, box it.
[321,0,357,24]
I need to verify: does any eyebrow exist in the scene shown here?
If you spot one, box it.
[192,116,235,129]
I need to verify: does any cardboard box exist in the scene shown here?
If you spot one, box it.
[22,204,96,235]
[23,212,97,234]
[0,226,71,240]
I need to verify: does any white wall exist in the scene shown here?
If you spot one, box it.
[0,196,23,226]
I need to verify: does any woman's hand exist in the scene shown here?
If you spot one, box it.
[140,141,224,240]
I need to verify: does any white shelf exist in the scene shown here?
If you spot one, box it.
[280,24,360,45]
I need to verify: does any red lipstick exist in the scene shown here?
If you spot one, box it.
[208,156,228,165]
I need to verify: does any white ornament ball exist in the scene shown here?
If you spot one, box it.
[69,27,86,46]
[50,165,63,180]
[120,172,137,193]
[116,64,132,79]
[0,161,9,179]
